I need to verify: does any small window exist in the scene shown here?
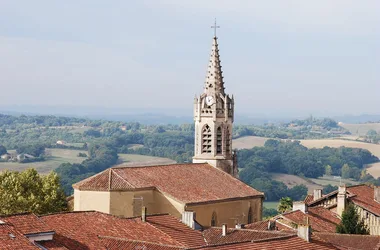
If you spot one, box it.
[247,207,253,224]
[211,211,217,227]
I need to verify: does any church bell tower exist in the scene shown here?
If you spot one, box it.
[193,28,238,177]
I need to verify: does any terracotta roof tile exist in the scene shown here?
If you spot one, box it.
[314,232,380,250]
[347,185,380,216]
[200,235,339,249]
[279,207,340,232]
[99,237,185,250]
[40,211,182,249]
[73,163,263,204]
[0,223,40,249]
[1,213,54,235]
[146,214,206,248]
[202,228,294,245]
[244,220,295,231]
[38,240,70,250]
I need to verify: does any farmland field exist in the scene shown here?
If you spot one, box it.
[263,201,278,210]
[271,173,322,193]
[0,149,176,173]
[233,136,380,158]
[233,136,270,149]
[0,148,87,174]
[117,154,176,167]
[339,123,380,136]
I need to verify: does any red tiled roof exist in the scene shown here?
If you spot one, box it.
[40,211,183,249]
[244,220,294,231]
[200,235,339,250]
[73,163,263,204]
[347,185,380,216]
[146,214,206,248]
[1,213,54,235]
[314,232,380,250]
[0,223,40,250]
[202,228,294,245]
[279,207,340,233]
[99,237,185,250]
[38,241,69,250]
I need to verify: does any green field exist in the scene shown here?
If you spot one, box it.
[118,153,176,166]
[308,175,358,187]
[0,148,87,174]
[0,149,176,174]
[264,201,278,210]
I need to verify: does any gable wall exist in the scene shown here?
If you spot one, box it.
[74,189,110,213]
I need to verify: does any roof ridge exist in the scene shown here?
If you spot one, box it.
[72,168,111,188]
[110,168,136,189]
[98,235,186,249]
[111,162,209,169]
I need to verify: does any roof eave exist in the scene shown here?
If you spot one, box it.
[185,194,264,206]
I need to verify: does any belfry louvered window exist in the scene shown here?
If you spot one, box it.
[226,128,231,155]
[216,127,222,154]
[202,124,212,153]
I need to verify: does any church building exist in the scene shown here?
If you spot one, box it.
[73,33,264,228]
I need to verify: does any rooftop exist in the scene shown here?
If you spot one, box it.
[276,207,340,233]
[73,163,263,204]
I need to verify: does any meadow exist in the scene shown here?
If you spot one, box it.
[0,148,175,174]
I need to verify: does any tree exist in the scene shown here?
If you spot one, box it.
[341,164,350,179]
[278,197,293,213]
[0,145,6,155]
[323,184,337,194]
[336,204,369,234]
[325,165,332,176]
[0,169,67,215]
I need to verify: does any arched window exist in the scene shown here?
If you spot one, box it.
[211,211,217,226]
[202,124,212,153]
[225,128,231,155]
[216,127,222,154]
[247,207,253,224]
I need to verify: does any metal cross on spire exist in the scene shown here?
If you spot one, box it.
[211,18,220,37]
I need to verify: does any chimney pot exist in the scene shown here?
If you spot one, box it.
[313,189,322,201]
[222,223,227,236]
[337,185,347,217]
[297,223,311,242]
[141,206,147,222]
[293,201,307,213]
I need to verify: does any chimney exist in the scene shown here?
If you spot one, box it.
[293,201,308,213]
[222,223,227,236]
[297,217,311,242]
[313,189,322,201]
[141,206,147,222]
[267,220,276,231]
[235,224,242,229]
[337,185,346,217]
[182,211,196,229]
[374,186,380,203]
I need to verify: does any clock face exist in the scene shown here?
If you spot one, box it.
[205,96,214,106]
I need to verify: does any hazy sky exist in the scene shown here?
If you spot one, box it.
[0,1,379,117]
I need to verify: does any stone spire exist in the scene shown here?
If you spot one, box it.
[204,37,225,95]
